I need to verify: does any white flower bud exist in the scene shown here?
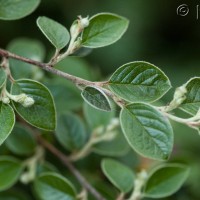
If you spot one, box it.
[174,85,187,100]
[79,16,89,28]
[70,16,89,38]
[165,85,188,112]
[173,85,187,106]
[20,172,31,184]
[2,96,10,104]
[139,170,148,179]
[21,96,35,107]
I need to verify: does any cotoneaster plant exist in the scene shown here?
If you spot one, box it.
[0,1,197,200]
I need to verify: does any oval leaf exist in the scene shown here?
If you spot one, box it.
[11,79,56,131]
[6,124,36,156]
[81,13,129,48]
[101,159,134,193]
[55,113,87,151]
[180,77,200,115]
[7,38,45,79]
[37,16,70,49]
[0,69,7,89]
[0,103,15,146]
[0,156,24,191]
[0,0,40,20]
[120,103,173,160]
[109,61,171,103]
[34,172,76,200]
[81,86,111,111]
[144,164,190,198]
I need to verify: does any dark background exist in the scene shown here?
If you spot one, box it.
[1,1,200,199]
[0,0,200,85]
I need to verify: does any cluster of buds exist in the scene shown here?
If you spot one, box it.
[1,91,35,108]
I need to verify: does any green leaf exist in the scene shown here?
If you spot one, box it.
[144,164,190,198]
[0,103,15,146]
[83,102,115,130]
[93,128,130,157]
[37,16,70,50]
[81,13,129,48]
[0,0,40,20]
[6,124,36,156]
[101,159,134,193]
[180,77,200,115]
[11,79,56,131]
[55,113,87,151]
[0,156,24,191]
[34,172,76,200]
[109,61,171,103]
[81,86,111,112]
[120,103,173,160]
[0,69,7,89]
[7,38,45,80]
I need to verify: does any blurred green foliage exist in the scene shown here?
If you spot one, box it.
[0,0,200,199]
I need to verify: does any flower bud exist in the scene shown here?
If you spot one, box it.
[79,16,89,28]
[174,85,187,100]
[2,96,10,104]
[21,96,35,107]
[70,16,89,38]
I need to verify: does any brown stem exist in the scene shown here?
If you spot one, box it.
[37,134,106,200]
[0,48,95,86]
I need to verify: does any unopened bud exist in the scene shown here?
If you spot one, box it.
[174,85,187,100]
[20,172,31,184]
[165,85,187,112]
[21,96,35,107]
[79,16,89,28]
[2,97,10,104]
[139,170,148,180]
[173,85,187,106]
[70,16,89,37]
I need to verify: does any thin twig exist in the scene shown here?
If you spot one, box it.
[36,134,106,200]
[0,48,100,86]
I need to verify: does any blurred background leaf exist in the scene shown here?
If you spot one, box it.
[0,0,200,199]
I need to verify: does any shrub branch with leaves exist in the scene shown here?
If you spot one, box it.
[0,1,196,200]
